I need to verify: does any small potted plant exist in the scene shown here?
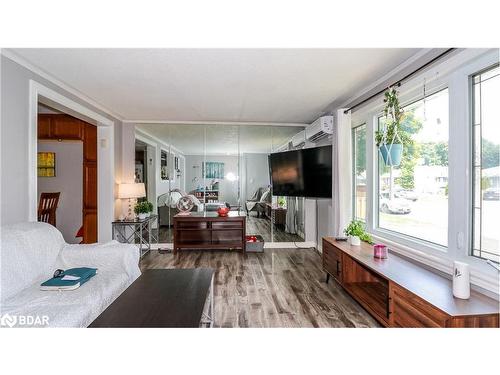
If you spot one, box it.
[375,87,410,166]
[134,201,149,220]
[344,220,371,246]
[277,196,286,208]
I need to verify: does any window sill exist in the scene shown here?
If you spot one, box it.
[370,233,500,298]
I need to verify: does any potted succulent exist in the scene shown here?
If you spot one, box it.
[344,220,373,246]
[375,87,410,166]
[134,201,150,220]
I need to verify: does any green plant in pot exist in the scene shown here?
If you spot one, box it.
[343,220,373,246]
[277,196,286,208]
[134,201,150,220]
[375,87,411,167]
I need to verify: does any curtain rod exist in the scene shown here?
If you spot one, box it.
[343,48,456,114]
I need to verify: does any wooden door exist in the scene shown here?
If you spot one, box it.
[83,123,98,243]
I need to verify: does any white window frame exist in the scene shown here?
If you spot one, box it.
[350,49,500,293]
[470,64,500,262]
[352,123,367,222]
[373,87,449,251]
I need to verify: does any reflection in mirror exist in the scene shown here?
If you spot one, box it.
[135,123,312,244]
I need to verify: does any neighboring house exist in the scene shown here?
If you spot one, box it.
[482,166,500,188]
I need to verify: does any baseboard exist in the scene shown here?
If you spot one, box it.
[151,242,317,250]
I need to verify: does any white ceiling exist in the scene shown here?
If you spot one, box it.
[11,48,421,123]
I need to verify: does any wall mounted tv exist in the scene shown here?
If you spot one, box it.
[269,145,332,198]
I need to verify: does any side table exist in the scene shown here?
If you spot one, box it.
[265,203,287,229]
[112,214,158,258]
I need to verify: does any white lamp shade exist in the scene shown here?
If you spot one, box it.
[118,183,146,199]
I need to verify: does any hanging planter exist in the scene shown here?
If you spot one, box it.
[379,143,403,166]
[375,87,408,167]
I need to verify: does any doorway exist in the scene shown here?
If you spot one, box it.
[37,103,98,243]
[135,140,148,194]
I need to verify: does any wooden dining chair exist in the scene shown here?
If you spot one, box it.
[38,192,61,226]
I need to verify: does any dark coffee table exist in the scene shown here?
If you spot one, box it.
[89,269,214,328]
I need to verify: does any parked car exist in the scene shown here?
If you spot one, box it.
[379,192,411,214]
[483,187,500,201]
[394,188,418,201]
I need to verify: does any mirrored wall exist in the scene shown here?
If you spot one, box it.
[134,124,308,243]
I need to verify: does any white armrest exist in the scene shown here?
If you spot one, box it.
[56,242,141,282]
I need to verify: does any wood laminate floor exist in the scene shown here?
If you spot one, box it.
[157,213,304,243]
[140,248,379,328]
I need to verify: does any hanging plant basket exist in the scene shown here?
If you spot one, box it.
[375,87,409,167]
[379,143,403,166]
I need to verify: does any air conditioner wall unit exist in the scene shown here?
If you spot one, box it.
[305,115,334,143]
[274,141,289,153]
[291,130,306,148]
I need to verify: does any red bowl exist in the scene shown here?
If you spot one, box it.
[217,206,230,216]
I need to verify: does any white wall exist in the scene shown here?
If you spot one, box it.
[37,141,83,243]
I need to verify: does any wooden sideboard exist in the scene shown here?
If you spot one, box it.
[322,237,499,328]
[173,212,246,254]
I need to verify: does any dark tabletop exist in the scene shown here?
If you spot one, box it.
[89,269,214,328]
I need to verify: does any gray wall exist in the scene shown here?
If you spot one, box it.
[38,141,83,243]
[242,153,270,201]
[0,55,124,227]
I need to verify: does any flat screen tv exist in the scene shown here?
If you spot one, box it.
[269,145,332,198]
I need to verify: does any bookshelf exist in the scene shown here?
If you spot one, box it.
[194,190,219,203]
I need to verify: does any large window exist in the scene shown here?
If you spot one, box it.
[377,89,449,246]
[472,65,500,263]
[353,124,367,221]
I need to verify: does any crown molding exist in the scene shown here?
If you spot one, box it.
[1,48,125,122]
[124,119,308,127]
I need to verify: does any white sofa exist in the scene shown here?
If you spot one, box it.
[0,222,141,327]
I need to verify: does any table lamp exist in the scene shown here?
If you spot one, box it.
[118,183,146,220]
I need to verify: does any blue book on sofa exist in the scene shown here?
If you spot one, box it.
[40,267,98,291]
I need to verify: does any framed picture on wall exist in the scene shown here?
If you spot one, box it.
[203,162,224,179]
[37,152,56,177]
